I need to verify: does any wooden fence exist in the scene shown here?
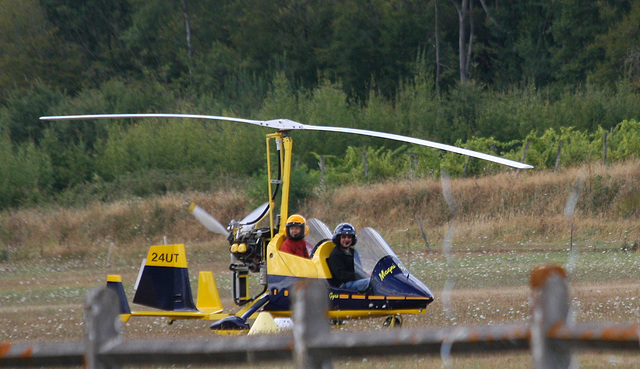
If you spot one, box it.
[2,265,639,369]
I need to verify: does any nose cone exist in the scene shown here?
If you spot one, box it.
[369,255,433,299]
[403,273,433,298]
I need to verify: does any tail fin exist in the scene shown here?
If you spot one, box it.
[106,274,132,322]
[132,244,197,311]
[196,271,223,313]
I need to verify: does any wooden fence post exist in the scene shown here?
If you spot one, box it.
[362,150,368,179]
[530,265,572,369]
[517,140,530,174]
[409,153,417,181]
[462,156,469,178]
[554,139,562,172]
[85,287,122,369]
[603,131,608,166]
[293,280,331,369]
[320,155,326,190]
[416,217,431,253]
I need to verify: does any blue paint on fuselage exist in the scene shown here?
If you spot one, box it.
[263,256,433,313]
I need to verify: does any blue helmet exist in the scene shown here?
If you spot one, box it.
[332,223,357,246]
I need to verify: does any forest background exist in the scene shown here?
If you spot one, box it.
[1,0,640,213]
[3,4,640,366]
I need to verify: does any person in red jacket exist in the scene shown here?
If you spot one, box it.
[280,214,312,258]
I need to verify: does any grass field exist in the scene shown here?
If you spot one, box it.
[2,243,640,368]
[2,161,640,367]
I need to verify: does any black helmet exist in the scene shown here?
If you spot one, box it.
[332,222,357,246]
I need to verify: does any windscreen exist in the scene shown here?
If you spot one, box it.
[306,218,333,248]
[356,227,406,276]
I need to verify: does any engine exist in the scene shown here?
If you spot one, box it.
[228,227,271,273]
[227,226,272,305]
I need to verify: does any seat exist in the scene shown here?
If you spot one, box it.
[311,240,335,278]
[309,238,330,258]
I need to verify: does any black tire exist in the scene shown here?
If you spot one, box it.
[383,315,402,328]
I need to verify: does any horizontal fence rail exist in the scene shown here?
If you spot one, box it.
[2,265,639,369]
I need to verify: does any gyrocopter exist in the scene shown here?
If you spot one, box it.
[40,113,533,334]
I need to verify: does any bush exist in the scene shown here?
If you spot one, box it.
[0,136,52,209]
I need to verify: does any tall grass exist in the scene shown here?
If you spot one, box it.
[0,189,251,262]
[304,159,639,247]
[0,159,637,263]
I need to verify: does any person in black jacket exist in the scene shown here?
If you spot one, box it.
[327,223,369,292]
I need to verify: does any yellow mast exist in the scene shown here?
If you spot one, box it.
[265,131,293,238]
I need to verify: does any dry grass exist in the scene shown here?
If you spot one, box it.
[305,160,640,249]
[0,189,250,262]
[1,160,638,262]
[1,160,640,368]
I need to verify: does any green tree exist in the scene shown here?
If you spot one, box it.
[478,1,555,87]
[121,0,208,84]
[40,0,133,85]
[589,1,640,87]
[0,83,63,144]
[320,0,434,99]
[40,129,94,192]
[0,134,52,208]
[442,81,485,143]
[549,0,608,85]
[299,80,359,165]
[610,119,640,160]
[0,0,83,99]
[224,0,334,91]
[395,63,442,141]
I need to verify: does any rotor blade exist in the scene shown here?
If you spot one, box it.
[39,113,287,129]
[39,114,532,169]
[189,203,229,236]
[299,124,533,169]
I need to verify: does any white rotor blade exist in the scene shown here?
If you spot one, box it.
[39,114,294,129]
[299,124,533,169]
[42,113,259,124]
[189,203,229,236]
[40,114,532,169]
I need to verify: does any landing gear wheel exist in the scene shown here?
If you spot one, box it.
[383,315,403,328]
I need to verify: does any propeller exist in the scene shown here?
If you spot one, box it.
[189,203,229,236]
[189,202,269,236]
[40,114,533,169]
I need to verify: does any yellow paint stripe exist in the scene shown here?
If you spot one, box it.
[130,311,206,318]
[327,309,427,319]
[351,294,366,299]
[211,329,249,336]
[268,309,428,320]
[339,294,350,299]
[107,275,122,282]
[368,295,385,300]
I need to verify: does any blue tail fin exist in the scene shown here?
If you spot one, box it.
[132,244,197,311]
[106,274,132,322]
